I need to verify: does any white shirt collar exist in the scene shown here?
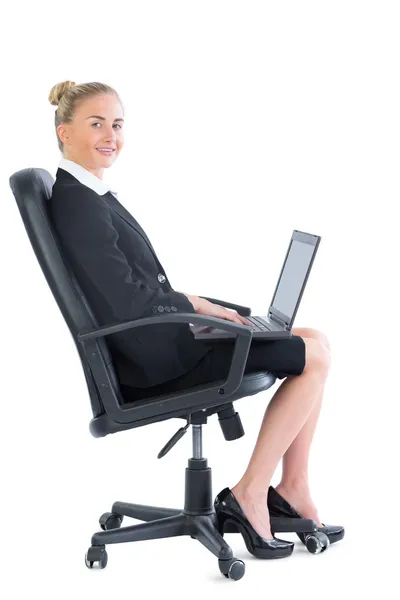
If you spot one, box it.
[57,158,118,197]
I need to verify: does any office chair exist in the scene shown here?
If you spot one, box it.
[10,167,328,581]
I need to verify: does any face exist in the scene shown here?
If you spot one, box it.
[57,93,124,179]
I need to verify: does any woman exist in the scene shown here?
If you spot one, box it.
[48,80,344,560]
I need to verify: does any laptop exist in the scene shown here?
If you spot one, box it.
[191,229,321,341]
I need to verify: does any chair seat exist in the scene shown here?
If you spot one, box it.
[89,370,276,437]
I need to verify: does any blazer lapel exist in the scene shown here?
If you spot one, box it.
[54,168,157,256]
[104,193,157,255]
[107,196,168,282]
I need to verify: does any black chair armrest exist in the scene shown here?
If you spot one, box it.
[77,313,253,424]
[198,296,251,317]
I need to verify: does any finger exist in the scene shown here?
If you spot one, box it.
[229,311,250,326]
[222,309,249,326]
[233,315,245,324]
[231,310,245,324]
[223,310,240,324]
[234,311,251,326]
[238,314,252,326]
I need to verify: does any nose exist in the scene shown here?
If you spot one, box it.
[102,125,118,140]
[104,130,116,140]
[102,135,118,146]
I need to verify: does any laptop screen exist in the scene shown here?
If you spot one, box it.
[269,231,320,327]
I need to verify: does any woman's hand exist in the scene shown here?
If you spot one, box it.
[185,295,252,327]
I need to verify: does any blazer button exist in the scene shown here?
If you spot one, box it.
[171,306,177,312]
[164,306,171,312]
[158,305,164,312]
[158,273,166,283]
[152,305,158,313]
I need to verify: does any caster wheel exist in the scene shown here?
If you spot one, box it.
[99,511,123,531]
[85,545,108,569]
[305,531,330,554]
[218,558,245,581]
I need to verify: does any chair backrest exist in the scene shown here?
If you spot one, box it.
[9,167,121,418]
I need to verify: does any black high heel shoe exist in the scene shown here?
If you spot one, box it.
[214,487,294,559]
[267,485,345,545]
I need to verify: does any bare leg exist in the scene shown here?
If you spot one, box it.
[274,327,331,526]
[274,389,324,526]
[230,337,330,539]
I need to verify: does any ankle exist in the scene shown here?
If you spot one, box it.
[277,477,310,495]
[232,479,269,505]
[231,482,273,540]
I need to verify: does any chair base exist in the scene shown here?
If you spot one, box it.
[86,456,320,579]
[90,458,234,561]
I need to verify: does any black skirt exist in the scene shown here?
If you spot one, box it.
[120,335,306,402]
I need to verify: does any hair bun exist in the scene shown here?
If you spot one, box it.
[48,80,77,106]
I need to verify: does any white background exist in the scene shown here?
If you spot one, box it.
[1,0,399,596]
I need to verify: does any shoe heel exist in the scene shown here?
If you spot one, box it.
[215,509,228,535]
[267,485,345,547]
[216,510,256,554]
[214,487,294,559]
[215,508,293,559]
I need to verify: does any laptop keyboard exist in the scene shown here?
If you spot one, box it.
[247,316,276,331]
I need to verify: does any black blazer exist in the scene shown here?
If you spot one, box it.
[49,168,211,388]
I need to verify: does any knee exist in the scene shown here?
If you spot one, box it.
[303,337,331,376]
[307,328,331,354]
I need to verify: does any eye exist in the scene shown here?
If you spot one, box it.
[92,122,122,129]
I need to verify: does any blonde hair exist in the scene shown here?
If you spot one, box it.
[48,80,123,154]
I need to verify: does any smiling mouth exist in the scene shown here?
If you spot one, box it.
[96,148,115,154]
